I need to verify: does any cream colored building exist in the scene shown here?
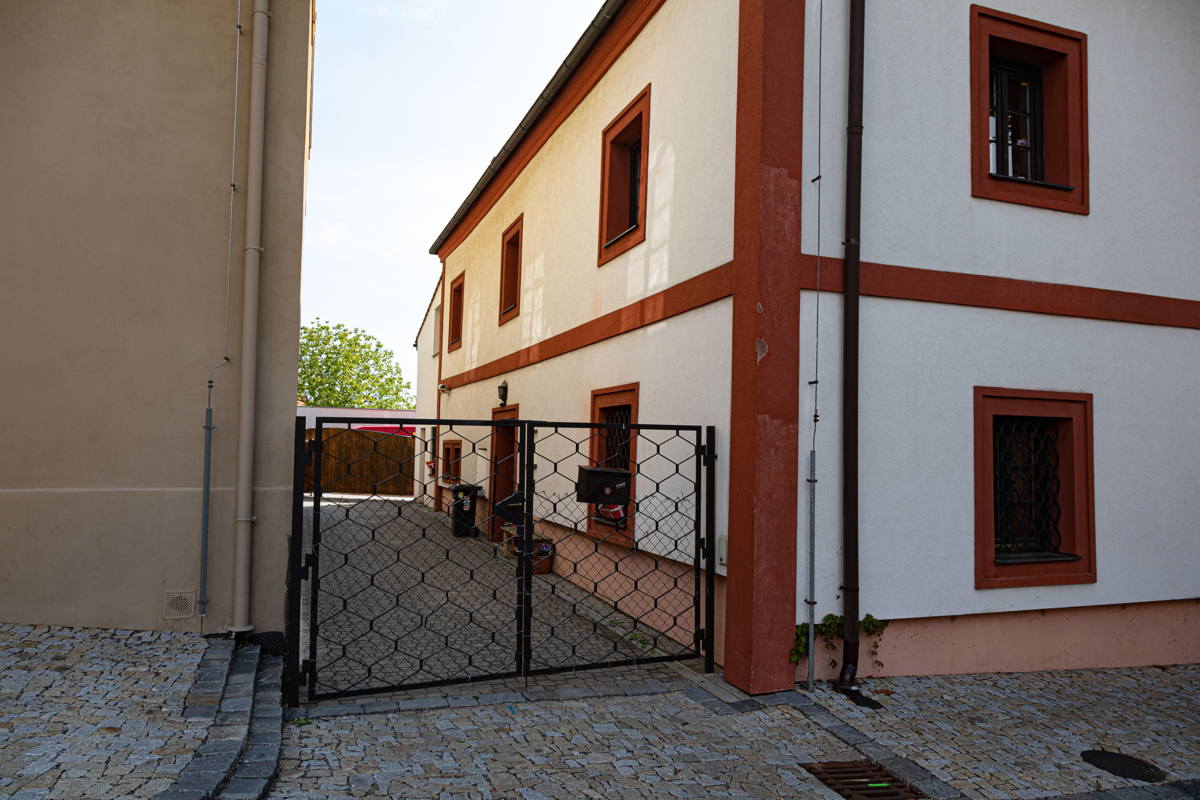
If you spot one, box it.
[417,0,1200,694]
[0,1,315,634]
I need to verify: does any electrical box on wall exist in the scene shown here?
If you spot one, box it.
[717,534,728,567]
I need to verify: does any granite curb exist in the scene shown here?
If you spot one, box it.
[216,653,284,800]
[153,641,265,800]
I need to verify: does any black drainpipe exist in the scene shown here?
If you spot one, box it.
[836,0,865,690]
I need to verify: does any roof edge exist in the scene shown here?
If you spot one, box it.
[427,0,629,255]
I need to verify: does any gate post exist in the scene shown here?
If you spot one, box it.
[517,421,536,676]
[284,416,305,706]
[306,422,325,696]
[704,425,717,674]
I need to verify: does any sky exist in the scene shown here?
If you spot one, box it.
[300,0,600,391]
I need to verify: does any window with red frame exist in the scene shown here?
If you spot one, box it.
[974,387,1095,589]
[588,383,638,547]
[499,216,522,326]
[598,86,650,266]
[441,439,462,483]
[970,5,1088,214]
[447,273,464,351]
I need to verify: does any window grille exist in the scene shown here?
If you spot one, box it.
[992,415,1078,563]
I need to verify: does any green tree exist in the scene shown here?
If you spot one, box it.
[297,319,414,409]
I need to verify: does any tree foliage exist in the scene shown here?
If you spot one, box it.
[297,319,413,410]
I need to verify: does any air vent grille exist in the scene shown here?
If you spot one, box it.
[163,591,196,619]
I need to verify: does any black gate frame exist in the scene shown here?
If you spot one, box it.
[285,416,716,706]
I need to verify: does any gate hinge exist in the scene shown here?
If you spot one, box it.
[301,658,315,681]
[694,628,705,644]
[302,552,316,581]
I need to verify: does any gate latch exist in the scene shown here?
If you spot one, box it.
[494,491,525,525]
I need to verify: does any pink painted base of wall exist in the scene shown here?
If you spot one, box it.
[795,598,1200,682]
[534,520,730,665]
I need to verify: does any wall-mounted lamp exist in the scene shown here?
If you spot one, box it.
[497,380,508,407]
[438,383,450,394]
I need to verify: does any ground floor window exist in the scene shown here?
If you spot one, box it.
[973,387,1096,589]
[589,383,639,547]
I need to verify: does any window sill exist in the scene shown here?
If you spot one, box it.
[988,173,1074,192]
[602,224,639,250]
[597,223,645,267]
[498,304,518,327]
[995,551,1081,565]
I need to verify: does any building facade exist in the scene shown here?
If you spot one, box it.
[0,1,315,634]
[418,0,1199,693]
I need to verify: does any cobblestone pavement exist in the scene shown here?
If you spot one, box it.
[271,687,856,799]
[809,665,1200,799]
[303,498,690,699]
[0,624,208,799]
[272,660,1200,800]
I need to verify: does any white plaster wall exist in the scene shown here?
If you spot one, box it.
[801,0,1200,300]
[414,283,440,420]
[438,299,732,569]
[797,292,1200,622]
[439,0,738,379]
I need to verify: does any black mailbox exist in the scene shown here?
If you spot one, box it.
[575,466,631,505]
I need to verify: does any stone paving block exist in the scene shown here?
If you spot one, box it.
[233,758,278,780]
[239,744,278,762]
[219,777,270,799]
[196,739,244,756]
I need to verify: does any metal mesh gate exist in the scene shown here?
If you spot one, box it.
[285,416,715,704]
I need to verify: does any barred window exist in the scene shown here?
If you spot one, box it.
[991,416,1079,564]
[974,387,1095,590]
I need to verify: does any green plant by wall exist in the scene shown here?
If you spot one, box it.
[789,613,889,670]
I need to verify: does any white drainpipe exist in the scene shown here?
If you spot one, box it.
[230,0,271,633]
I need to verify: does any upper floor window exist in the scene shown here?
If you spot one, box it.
[598,86,650,266]
[989,60,1042,181]
[970,6,1088,214]
[432,304,442,356]
[499,215,522,326]
[447,272,464,352]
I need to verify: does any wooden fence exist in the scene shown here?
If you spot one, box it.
[304,428,415,496]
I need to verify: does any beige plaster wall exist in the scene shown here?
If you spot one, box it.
[0,0,313,633]
[438,0,738,380]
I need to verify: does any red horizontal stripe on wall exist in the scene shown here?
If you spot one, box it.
[798,254,1200,330]
[441,260,734,390]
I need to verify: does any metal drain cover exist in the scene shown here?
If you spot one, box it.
[803,761,924,800]
[1080,750,1166,782]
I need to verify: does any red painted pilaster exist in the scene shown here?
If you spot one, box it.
[724,0,805,694]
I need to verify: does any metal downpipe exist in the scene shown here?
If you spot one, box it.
[231,0,271,633]
[836,0,865,690]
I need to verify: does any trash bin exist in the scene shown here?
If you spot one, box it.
[450,484,482,538]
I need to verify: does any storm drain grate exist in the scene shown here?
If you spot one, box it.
[802,761,924,800]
